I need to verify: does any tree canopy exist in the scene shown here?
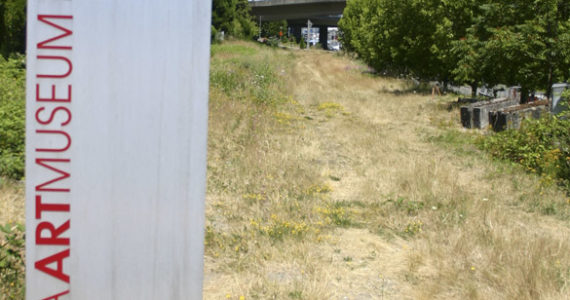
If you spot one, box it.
[339,0,570,98]
[0,0,26,58]
[212,0,257,39]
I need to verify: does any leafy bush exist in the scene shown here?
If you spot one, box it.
[211,25,219,44]
[299,38,306,49]
[561,89,570,111]
[0,223,25,299]
[0,55,25,179]
[265,37,279,48]
[478,103,570,190]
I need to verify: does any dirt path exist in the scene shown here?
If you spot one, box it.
[283,50,451,299]
[283,50,569,299]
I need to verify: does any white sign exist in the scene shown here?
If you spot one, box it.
[25,1,211,299]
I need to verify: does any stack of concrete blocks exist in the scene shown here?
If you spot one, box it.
[460,97,519,128]
[489,100,549,131]
[472,98,521,128]
[460,86,521,129]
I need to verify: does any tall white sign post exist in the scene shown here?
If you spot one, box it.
[25,1,211,299]
[307,19,312,49]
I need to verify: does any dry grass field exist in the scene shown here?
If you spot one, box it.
[0,182,24,225]
[203,41,569,299]
[1,40,568,299]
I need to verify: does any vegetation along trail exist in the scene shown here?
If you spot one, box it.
[203,41,569,300]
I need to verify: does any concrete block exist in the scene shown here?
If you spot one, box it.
[490,102,549,131]
[460,97,519,129]
[473,98,520,129]
[460,106,473,128]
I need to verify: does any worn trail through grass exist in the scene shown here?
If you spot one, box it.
[204,43,569,300]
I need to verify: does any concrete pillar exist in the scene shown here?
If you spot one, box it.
[319,26,328,49]
[289,25,302,43]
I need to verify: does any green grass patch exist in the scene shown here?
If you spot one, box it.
[211,42,259,57]
[426,129,479,156]
[210,42,291,106]
[0,55,26,180]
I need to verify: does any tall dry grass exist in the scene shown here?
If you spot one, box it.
[204,42,569,299]
[0,181,24,225]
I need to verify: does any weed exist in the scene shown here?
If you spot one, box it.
[379,274,387,300]
[0,223,25,299]
[210,69,243,96]
[541,203,556,216]
[317,202,352,227]
[317,102,344,112]
[204,226,249,257]
[304,184,332,197]
[403,219,423,236]
[317,102,345,117]
[390,196,425,216]
[273,112,298,125]
[242,193,265,202]
[251,215,310,242]
[288,290,303,299]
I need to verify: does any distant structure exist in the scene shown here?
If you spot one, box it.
[249,0,346,49]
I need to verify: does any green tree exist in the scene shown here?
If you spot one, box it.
[212,0,256,39]
[339,0,401,73]
[261,20,286,38]
[340,0,570,99]
[0,0,26,58]
[451,34,486,97]
[454,1,570,101]
[339,0,477,83]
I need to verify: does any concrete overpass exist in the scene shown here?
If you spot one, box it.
[249,0,346,25]
[249,0,346,47]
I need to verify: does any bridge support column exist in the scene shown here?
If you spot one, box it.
[318,26,328,49]
[289,25,303,43]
